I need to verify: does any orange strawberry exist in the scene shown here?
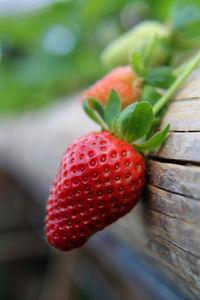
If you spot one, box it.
[80,66,142,109]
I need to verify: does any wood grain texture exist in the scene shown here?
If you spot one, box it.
[111,67,200,299]
[145,186,200,255]
[0,67,200,298]
[160,100,200,131]
[146,160,200,199]
[174,66,200,101]
[151,132,200,163]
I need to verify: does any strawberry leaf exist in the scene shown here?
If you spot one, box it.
[139,35,158,69]
[172,3,200,49]
[105,89,121,128]
[144,67,176,89]
[132,35,164,76]
[144,117,161,141]
[83,98,105,128]
[88,98,105,120]
[126,101,153,143]
[132,52,146,77]
[134,124,170,152]
[142,84,161,107]
[116,103,137,139]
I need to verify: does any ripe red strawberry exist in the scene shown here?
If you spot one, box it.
[46,131,145,251]
[46,89,170,251]
[80,66,142,109]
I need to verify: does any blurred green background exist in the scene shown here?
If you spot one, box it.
[0,0,200,113]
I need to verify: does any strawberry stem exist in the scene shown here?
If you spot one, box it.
[173,61,189,77]
[153,51,200,115]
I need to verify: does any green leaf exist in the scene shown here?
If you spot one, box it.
[144,67,176,89]
[139,35,158,69]
[172,3,200,49]
[88,98,105,120]
[82,98,104,128]
[115,103,137,138]
[142,84,161,106]
[126,101,153,143]
[134,124,170,152]
[131,52,146,77]
[104,89,121,128]
[144,117,161,141]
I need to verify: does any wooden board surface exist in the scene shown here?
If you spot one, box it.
[160,100,200,131]
[0,68,200,298]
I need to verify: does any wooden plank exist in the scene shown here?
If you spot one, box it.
[175,79,200,101]
[145,186,200,257]
[110,201,200,299]
[146,185,200,225]
[174,66,200,101]
[86,235,189,300]
[146,160,200,199]
[151,132,200,163]
[148,236,200,299]
[110,212,200,299]
[146,209,200,256]
[112,186,200,258]
[160,100,200,131]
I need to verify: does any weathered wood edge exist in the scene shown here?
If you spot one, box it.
[146,160,200,199]
[151,132,200,163]
[174,66,200,101]
[109,200,200,299]
[145,186,200,257]
[160,99,200,131]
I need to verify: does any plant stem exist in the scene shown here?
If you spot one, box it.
[173,61,189,77]
[153,51,200,115]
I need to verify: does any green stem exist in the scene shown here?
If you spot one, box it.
[153,51,200,115]
[173,61,189,77]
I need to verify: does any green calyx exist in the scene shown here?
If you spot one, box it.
[83,89,169,153]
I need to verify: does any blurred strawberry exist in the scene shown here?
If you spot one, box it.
[80,66,142,109]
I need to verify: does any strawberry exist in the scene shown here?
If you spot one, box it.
[80,66,142,109]
[101,20,170,68]
[46,131,145,251]
[46,90,170,251]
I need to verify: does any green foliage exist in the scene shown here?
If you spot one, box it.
[101,20,170,68]
[132,52,147,77]
[1,0,200,114]
[104,89,121,129]
[134,124,170,151]
[83,98,105,128]
[116,103,137,139]
[142,84,161,106]
[171,1,200,49]
[88,98,105,120]
[124,101,153,143]
[131,35,172,77]
[144,67,176,89]
[0,0,130,114]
